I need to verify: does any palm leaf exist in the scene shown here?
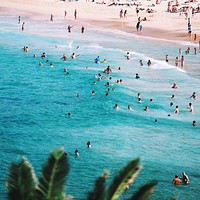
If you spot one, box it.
[35,147,69,200]
[105,158,142,200]
[6,157,36,200]
[128,180,158,200]
[87,171,108,200]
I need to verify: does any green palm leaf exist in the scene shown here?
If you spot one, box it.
[35,147,69,200]
[88,171,108,200]
[6,157,36,200]
[105,158,142,200]
[128,181,158,200]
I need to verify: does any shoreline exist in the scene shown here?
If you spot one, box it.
[1,0,200,44]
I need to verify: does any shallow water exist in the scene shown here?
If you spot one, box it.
[0,12,200,200]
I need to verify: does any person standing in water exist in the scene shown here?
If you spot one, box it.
[22,22,25,31]
[18,16,21,24]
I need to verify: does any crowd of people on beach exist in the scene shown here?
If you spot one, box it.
[18,3,199,187]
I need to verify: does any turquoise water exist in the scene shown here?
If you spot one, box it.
[0,12,200,200]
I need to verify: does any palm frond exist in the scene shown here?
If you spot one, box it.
[128,180,158,200]
[35,147,69,200]
[87,171,108,200]
[105,158,142,200]
[6,157,36,200]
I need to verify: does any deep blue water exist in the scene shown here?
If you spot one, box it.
[0,12,200,200]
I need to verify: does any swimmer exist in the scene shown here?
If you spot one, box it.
[172,83,178,89]
[41,52,46,58]
[149,99,153,102]
[105,82,110,86]
[144,106,148,111]
[71,53,79,59]
[101,59,107,63]
[174,106,179,114]
[46,60,49,63]
[137,93,141,99]
[91,90,95,95]
[67,112,71,117]
[113,104,119,109]
[77,93,80,98]
[112,88,115,91]
[135,73,140,79]
[118,67,121,70]
[128,105,133,110]
[33,54,37,58]
[182,172,189,185]
[94,56,100,64]
[104,66,112,74]
[139,60,143,66]
[147,60,152,67]
[87,141,91,148]
[50,63,53,68]
[190,92,197,100]
[76,46,80,49]
[39,62,43,67]
[175,57,179,67]
[105,92,109,96]
[125,52,130,60]
[61,54,68,61]
[192,120,197,126]
[155,119,158,123]
[93,82,96,85]
[116,80,119,84]
[171,94,175,99]
[119,79,123,84]
[138,98,142,103]
[165,54,169,62]
[172,175,181,185]
[170,102,173,107]
[187,102,194,112]
[75,149,79,156]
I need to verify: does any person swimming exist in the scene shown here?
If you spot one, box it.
[125,52,130,60]
[138,98,142,103]
[170,102,173,107]
[135,73,140,79]
[172,175,181,185]
[192,120,197,126]
[41,52,46,58]
[113,104,119,109]
[182,172,189,184]
[105,82,110,86]
[39,62,43,67]
[61,54,68,61]
[147,60,152,67]
[139,60,143,66]
[187,102,194,112]
[75,149,79,156]
[190,92,197,100]
[91,90,95,95]
[172,83,178,89]
[128,105,133,110]
[174,106,179,113]
[144,106,148,111]
[67,112,71,117]
[87,141,91,148]
[94,56,100,64]
[171,94,175,99]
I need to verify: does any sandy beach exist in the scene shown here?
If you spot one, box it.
[1,0,200,42]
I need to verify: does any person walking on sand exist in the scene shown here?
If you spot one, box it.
[120,9,123,19]
[64,11,67,19]
[124,10,127,19]
[74,9,77,20]
[67,25,73,33]
[50,14,53,22]
[81,26,85,33]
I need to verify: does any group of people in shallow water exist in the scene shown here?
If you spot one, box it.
[172,172,189,185]
[64,141,92,157]
[23,46,198,127]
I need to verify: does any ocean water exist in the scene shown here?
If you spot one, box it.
[0,11,200,200]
